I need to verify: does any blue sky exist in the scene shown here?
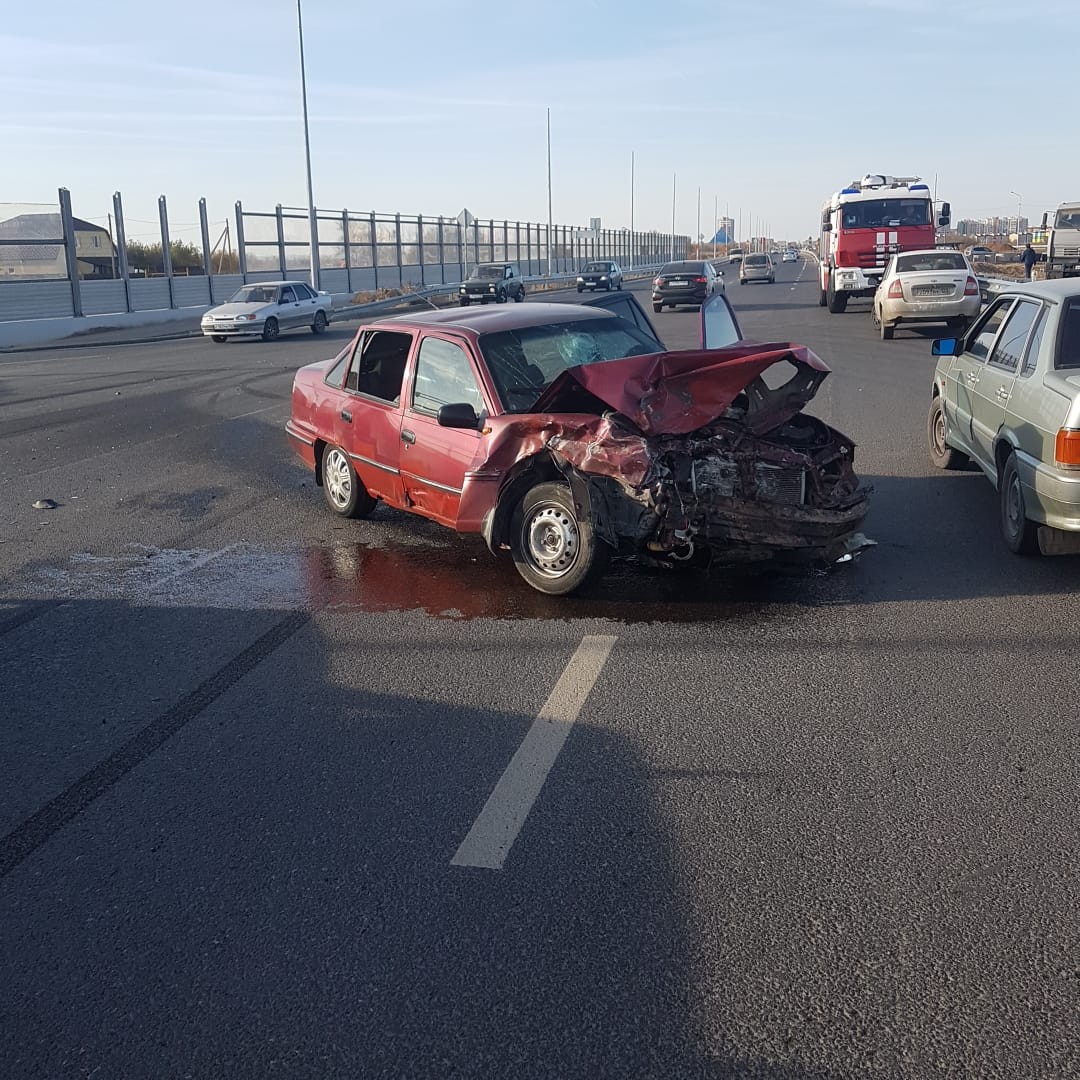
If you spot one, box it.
[1,0,1071,245]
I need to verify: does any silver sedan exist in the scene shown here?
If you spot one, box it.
[201,281,332,342]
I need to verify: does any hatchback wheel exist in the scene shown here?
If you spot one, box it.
[510,482,609,595]
[459,297,471,307]
[927,396,967,470]
[211,335,227,344]
[321,444,377,519]
[261,317,280,342]
[1000,453,1039,555]
[311,310,327,335]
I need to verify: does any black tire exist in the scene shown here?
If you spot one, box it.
[510,482,609,595]
[653,303,662,313]
[577,286,583,293]
[818,287,828,307]
[1000,453,1039,555]
[605,281,612,291]
[459,297,471,307]
[826,277,848,313]
[211,335,227,343]
[617,280,622,290]
[321,444,378,519]
[514,286,525,302]
[311,310,327,335]
[496,289,507,304]
[261,317,280,342]
[927,396,967,470]
[880,316,894,340]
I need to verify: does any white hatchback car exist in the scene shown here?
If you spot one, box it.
[872,249,981,341]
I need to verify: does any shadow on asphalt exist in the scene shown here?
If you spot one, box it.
[0,594,848,1078]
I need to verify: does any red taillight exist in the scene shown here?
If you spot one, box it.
[1055,429,1080,468]
[964,276,979,296]
[888,280,904,298]
[693,276,708,283]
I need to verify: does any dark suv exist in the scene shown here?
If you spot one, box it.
[577,261,623,292]
[459,263,526,306]
[651,260,722,312]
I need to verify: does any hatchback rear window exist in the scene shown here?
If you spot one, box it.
[897,253,966,272]
[744,255,768,266]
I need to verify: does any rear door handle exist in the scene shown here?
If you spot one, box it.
[401,429,416,445]
[340,409,352,423]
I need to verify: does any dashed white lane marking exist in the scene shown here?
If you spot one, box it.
[791,259,810,290]
[451,633,617,870]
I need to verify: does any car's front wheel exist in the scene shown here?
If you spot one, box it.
[261,317,280,342]
[927,396,967,470]
[510,482,608,595]
[211,335,227,344]
[616,279,622,290]
[459,297,471,307]
[577,286,583,293]
[515,286,525,302]
[311,310,327,335]
[1000,453,1039,555]
[321,444,377,519]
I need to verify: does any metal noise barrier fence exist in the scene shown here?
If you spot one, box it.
[0,188,691,324]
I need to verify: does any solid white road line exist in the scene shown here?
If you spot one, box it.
[451,633,617,870]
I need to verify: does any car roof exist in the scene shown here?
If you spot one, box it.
[379,301,615,333]
[987,279,1080,303]
[895,248,964,258]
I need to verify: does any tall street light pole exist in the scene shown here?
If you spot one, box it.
[629,151,635,273]
[696,186,701,261]
[296,0,319,290]
[671,173,676,262]
[1010,190,1023,243]
[546,108,554,276]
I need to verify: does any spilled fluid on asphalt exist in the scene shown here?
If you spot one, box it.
[27,537,850,623]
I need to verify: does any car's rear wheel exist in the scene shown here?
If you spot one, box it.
[515,286,525,302]
[653,302,662,313]
[211,335,227,343]
[879,313,894,340]
[459,297,470,307]
[510,482,608,595]
[261,317,280,342]
[927,396,967,470]
[311,310,327,335]
[321,444,377,519]
[1000,453,1040,555]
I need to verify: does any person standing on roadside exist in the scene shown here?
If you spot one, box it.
[1022,243,1040,281]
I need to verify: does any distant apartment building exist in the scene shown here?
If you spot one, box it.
[956,215,1029,240]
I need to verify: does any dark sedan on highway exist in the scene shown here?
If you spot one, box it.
[285,295,870,595]
[652,260,722,312]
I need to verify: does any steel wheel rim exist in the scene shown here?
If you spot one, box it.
[524,504,579,578]
[325,449,352,509]
[265,319,278,339]
[1006,471,1024,537]
[933,407,947,457]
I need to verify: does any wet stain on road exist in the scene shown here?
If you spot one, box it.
[27,537,851,624]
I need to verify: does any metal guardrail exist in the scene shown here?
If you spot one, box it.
[329,266,668,320]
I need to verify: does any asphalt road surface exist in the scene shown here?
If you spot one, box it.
[1,261,1077,1079]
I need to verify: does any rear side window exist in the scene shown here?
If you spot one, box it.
[989,300,1040,372]
[1020,309,1047,377]
[325,350,350,388]
[1056,298,1080,369]
[967,299,1013,362]
[345,330,413,402]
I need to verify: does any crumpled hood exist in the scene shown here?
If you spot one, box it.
[531,343,831,437]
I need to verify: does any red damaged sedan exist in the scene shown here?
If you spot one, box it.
[286,294,870,595]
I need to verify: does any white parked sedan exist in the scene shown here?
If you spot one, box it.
[871,249,981,341]
[201,281,332,342]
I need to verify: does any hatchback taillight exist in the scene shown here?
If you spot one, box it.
[1055,428,1080,468]
[888,280,904,298]
[964,276,979,295]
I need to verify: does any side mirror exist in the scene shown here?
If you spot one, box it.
[437,402,480,429]
[1041,212,1049,230]
[700,293,742,349]
[931,338,960,357]
[937,201,952,228]
[822,222,832,233]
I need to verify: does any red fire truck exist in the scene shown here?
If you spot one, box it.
[818,175,950,313]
